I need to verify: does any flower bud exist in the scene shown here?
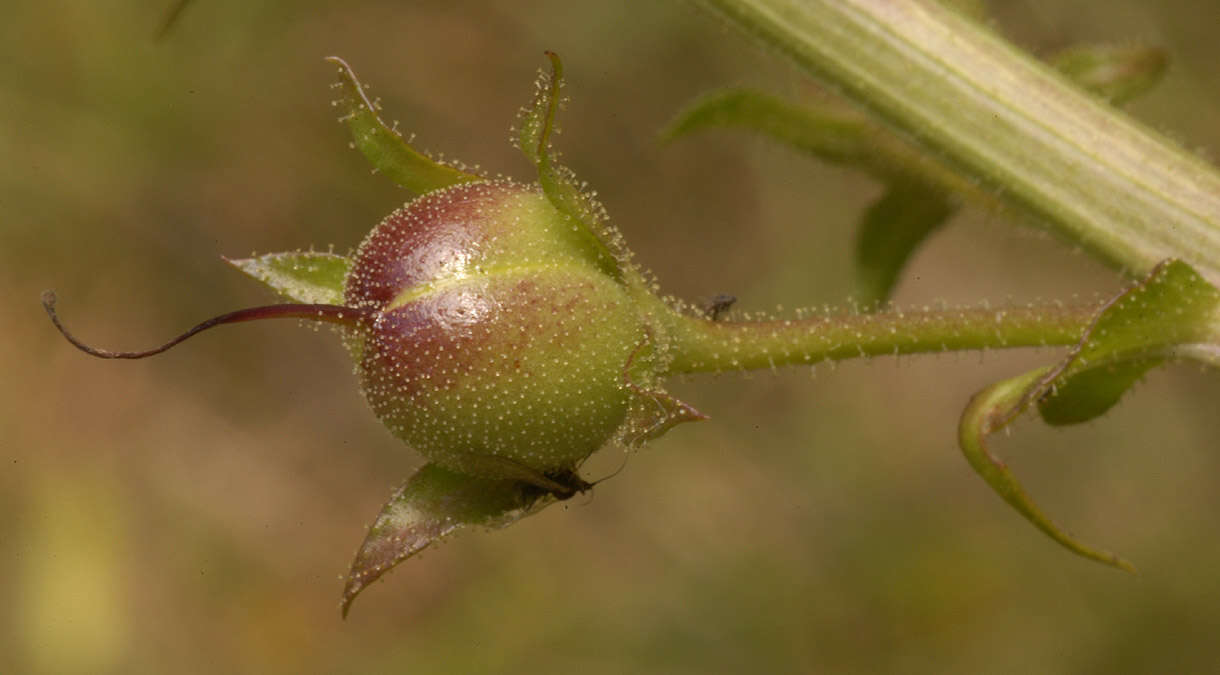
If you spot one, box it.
[43,53,713,612]
[345,179,646,476]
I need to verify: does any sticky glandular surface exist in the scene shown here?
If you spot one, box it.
[346,181,642,474]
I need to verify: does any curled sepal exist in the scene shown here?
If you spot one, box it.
[615,334,708,446]
[514,52,622,281]
[225,251,350,305]
[618,389,708,447]
[515,51,565,167]
[341,464,557,617]
[326,56,483,195]
[958,368,1136,572]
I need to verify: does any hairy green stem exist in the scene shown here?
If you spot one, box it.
[660,304,1093,375]
[692,0,1220,284]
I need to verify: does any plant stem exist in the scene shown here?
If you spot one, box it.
[692,0,1220,284]
[660,304,1093,375]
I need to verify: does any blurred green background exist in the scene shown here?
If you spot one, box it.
[4,1,1220,672]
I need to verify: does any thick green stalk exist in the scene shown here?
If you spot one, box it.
[660,304,1092,375]
[693,0,1220,284]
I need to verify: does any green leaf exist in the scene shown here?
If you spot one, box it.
[1039,259,1220,423]
[325,56,483,195]
[515,52,623,281]
[696,0,1220,279]
[959,367,1136,572]
[662,40,1170,300]
[341,464,557,617]
[855,183,956,306]
[1037,360,1162,426]
[1072,260,1219,359]
[661,89,971,302]
[661,89,876,170]
[959,259,1220,569]
[225,251,350,305]
[1051,44,1169,105]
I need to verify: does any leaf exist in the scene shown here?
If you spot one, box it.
[855,183,956,306]
[661,89,876,170]
[959,367,1136,571]
[515,52,623,281]
[341,463,557,617]
[325,56,483,195]
[225,251,350,305]
[661,89,964,303]
[1041,259,1220,424]
[663,37,1167,303]
[959,259,1220,569]
[1036,360,1161,426]
[1051,44,1169,105]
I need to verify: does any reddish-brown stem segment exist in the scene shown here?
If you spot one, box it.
[41,290,368,360]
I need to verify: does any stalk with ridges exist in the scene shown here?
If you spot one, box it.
[693,0,1220,284]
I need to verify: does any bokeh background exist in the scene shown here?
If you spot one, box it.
[5,1,1220,672]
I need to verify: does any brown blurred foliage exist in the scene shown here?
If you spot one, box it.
[4,0,1220,672]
